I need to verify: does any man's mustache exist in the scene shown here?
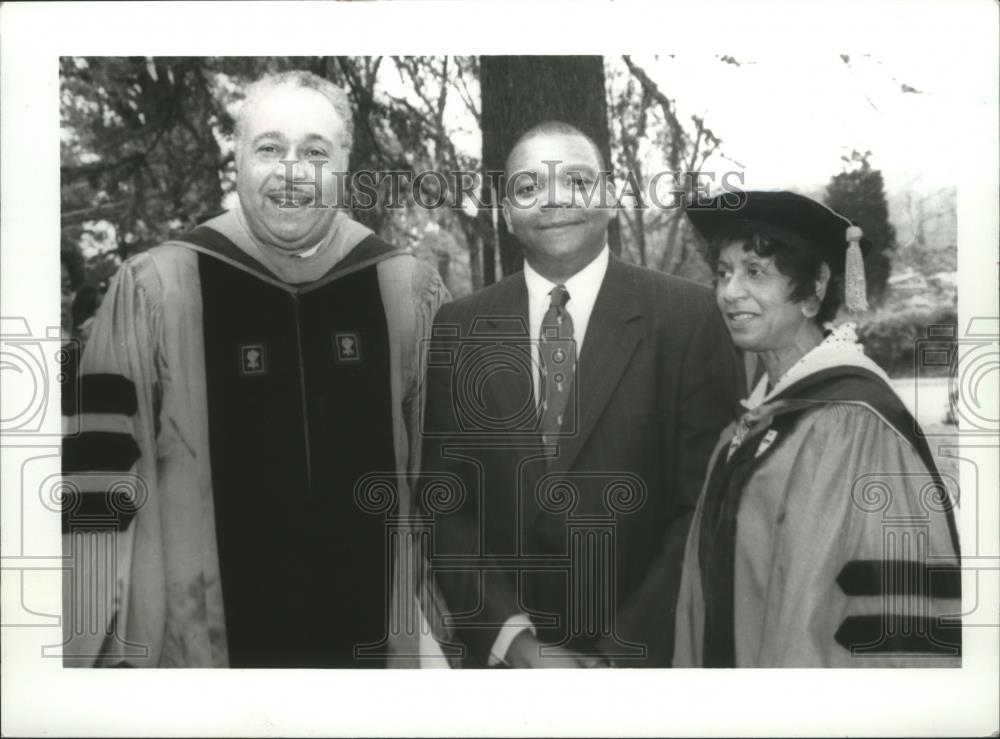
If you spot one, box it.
[535,209,588,228]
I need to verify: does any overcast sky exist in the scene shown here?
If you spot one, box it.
[647,52,966,195]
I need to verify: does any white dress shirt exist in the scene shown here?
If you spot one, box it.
[523,246,610,406]
[489,245,610,665]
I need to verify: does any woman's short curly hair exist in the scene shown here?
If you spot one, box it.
[704,225,843,326]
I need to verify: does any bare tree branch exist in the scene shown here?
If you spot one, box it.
[453,57,481,124]
[622,55,689,171]
[61,201,130,227]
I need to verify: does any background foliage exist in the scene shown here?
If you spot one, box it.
[61,55,956,377]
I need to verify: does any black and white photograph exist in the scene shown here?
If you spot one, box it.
[1,0,998,735]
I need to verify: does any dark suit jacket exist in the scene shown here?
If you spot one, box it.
[421,255,742,666]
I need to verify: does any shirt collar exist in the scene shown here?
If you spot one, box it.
[523,245,610,307]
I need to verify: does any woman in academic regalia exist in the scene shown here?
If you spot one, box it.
[673,191,961,667]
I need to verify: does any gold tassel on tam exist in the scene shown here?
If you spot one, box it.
[844,225,868,312]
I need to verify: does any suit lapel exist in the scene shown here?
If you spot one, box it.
[549,256,644,474]
[479,273,536,432]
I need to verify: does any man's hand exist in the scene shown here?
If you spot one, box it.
[504,631,611,668]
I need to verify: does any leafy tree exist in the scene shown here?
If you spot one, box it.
[61,57,234,261]
[61,236,85,290]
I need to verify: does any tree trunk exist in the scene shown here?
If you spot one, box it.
[659,212,686,275]
[455,210,490,292]
[635,210,647,267]
[479,55,620,282]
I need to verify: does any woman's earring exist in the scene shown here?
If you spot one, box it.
[801,298,820,318]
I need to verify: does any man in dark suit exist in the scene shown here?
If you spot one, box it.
[422,121,741,667]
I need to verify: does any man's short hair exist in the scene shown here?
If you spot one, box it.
[504,120,607,176]
[235,70,354,152]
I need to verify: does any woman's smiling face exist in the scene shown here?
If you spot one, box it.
[714,241,811,354]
